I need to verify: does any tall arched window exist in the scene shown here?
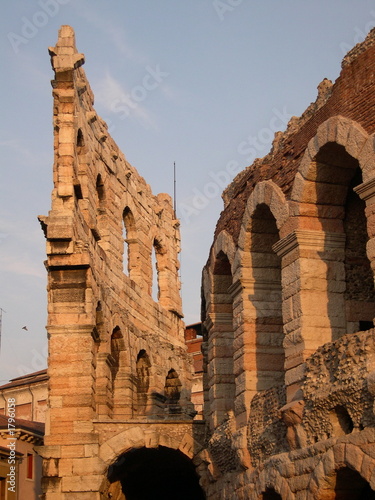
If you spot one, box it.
[208,251,235,427]
[164,369,182,414]
[135,350,151,415]
[250,204,284,392]
[123,207,138,280]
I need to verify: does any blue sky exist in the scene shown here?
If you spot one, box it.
[1,0,374,382]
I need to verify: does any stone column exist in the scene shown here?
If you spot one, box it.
[230,278,256,428]
[273,230,346,402]
[355,178,375,319]
[45,324,100,499]
[205,312,235,429]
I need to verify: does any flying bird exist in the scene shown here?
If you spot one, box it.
[22,326,28,331]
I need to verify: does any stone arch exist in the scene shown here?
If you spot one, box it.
[151,236,163,301]
[259,488,282,500]
[106,446,206,500]
[96,173,105,206]
[164,368,182,409]
[292,117,375,332]
[95,170,110,249]
[123,206,140,282]
[203,230,236,428]
[100,427,202,467]
[148,226,181,313]
[232,182,287,419]
[328,405,354,437]
[238,181,289,254]
[202,230,236,320]
[272,117,375,400]
[312,442,375,497]
[255,465,293,500]
[76,127,85,149]
[211,230,237,269]
[135,349,151,416]
[292,116,370,203]
[99,427,206,499]
[110,326,132,418]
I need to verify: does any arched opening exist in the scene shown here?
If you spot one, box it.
[123,207,138,280]
[260,489,282,500]
[110,327,123,387]
[152,240,160,301]
[135,350,151,415]
[164,369,182,414]
[334,467,374,499]
[321,466,375,499]
[76,128,85,149]
[209,250,235,427]
[329,405,354,437]
[344,168,375,333]
[313,143,375,339]
[108,446,206,500]
[250,204,284,391]
[96,174,105,206]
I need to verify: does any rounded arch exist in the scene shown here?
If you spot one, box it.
[259,488,282,500]
[210,230,236,271]
[135,349,151,415]
[203,231,236,428]
[76,127,85,148]
[291,116,371,203]
[164,368,182,403]
[95,173,105,205]
[239,198,285,395]
[110,326,123,386]
[254,466,293,500]
[289,115,375,339]
[123,205,140,282]
[99,426,202,467]
[312,443,375,496]
[238,180,289,254]
[106,446,206,500]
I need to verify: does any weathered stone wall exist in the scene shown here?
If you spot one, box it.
[38,26,200,499]
[201,28,375,499]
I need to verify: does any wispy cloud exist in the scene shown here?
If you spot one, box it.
[94,71,157,129]
[71,1,147,64]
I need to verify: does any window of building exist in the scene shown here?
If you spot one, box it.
[26,453,33,480]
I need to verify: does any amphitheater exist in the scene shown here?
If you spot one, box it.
[34,25,375,499]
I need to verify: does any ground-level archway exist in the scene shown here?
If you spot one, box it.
[107,446,206,500]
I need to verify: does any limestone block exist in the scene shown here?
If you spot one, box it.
[61,475,103,492]
[72,457,105,476]
[345,443,364,471]
[61,446,85,459]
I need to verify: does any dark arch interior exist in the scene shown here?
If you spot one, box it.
[108,446,206,500]
[334,467,375,500]
[261,489,282,500]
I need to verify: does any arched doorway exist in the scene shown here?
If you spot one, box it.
[319,466,375,500]
[108,446,206,500]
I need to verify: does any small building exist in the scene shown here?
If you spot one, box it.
[0,370,48,423]
[0,415,44,500]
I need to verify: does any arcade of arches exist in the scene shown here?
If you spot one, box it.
[38,25,375,500]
